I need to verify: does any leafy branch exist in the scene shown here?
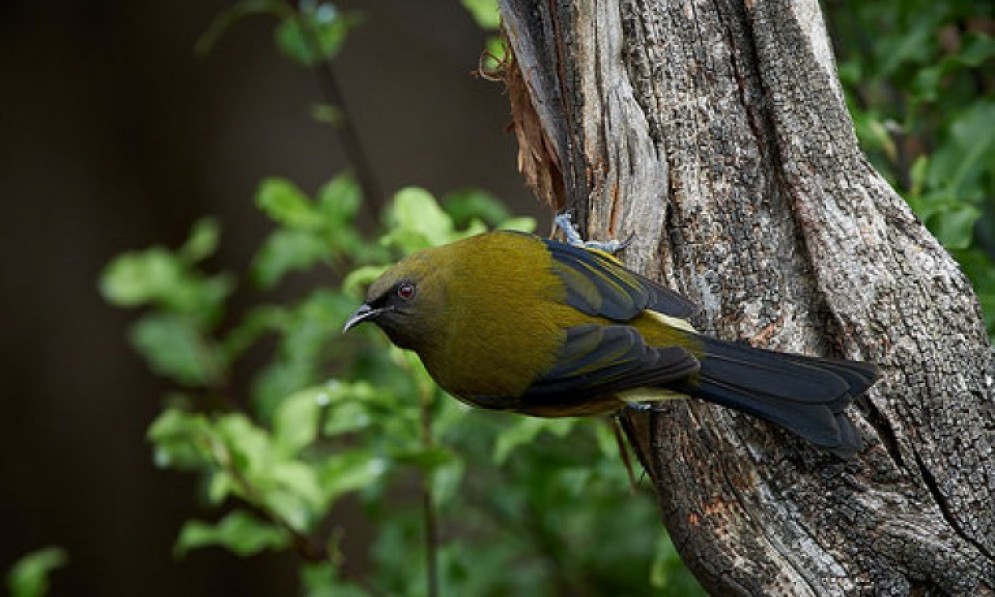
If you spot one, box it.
[94,1,707,594]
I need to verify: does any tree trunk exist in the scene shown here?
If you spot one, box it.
[499,0,995,594]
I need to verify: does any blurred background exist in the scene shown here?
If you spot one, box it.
[1,0,992,595]
[0,1,532,594]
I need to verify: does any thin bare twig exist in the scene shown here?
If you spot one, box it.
[288,1,385,217]
[418,386,440,597]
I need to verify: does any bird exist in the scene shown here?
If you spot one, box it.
[342,226,879,458]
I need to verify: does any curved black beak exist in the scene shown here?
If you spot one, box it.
[342,303,380,333]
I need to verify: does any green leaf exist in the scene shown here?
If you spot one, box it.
[207,470,235,505]
[498,217,537,233]
[252,228,331,289]
[196,0,288,57]
[130,314,223,386]
[383,187,454,251]
[432,457,465,507]
[256,178,321,230]
[315,175,364,257]
[957,32,995,67]
[6,547,67,597]
[148,407,214,470]
[837,59,861,87]
[929,203,981,250]
[249,292,355,419]
[443,188,510,228]
[455,219,489,239]
[195,273,237,325]
[327,380,398,413]
[310,103,343,126]
[908,154,929,200]
[391,445,456,473]
[175,511,289,557]
[274,4,359,67]
[317,174,361,226]
[100,241,233,322]
[873,9,937,78]
[178,218,221,264]
[215,413,273,479]
[460,0,501,29]
[912,65,942,103]
[929,101,995,198]
[274,18,314,65]
[319,450,387,504]
[594,420,621,459]
[272,459,326,504]
[207,414,326,532]
[915,33,995,104]
[322,401,372,436]
[273,387,325,456]
[493,418,576,464]
[100,247,185,307]
[263,461,325,531]
[950,247,995,336]
[300,562,367,597]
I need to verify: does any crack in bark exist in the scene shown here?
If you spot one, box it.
[715,0,765,163]
[913,449,995,564]
[862,395,905,468]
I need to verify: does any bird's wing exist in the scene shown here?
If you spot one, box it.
[542,238,698,321]
[519,324,700,405]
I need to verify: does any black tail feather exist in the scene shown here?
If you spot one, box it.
[679,336,880,458]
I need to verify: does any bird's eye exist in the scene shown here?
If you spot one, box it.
[396,282,416,301]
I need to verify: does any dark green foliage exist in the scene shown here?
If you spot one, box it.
[86,1,994,596]
[5,548,67,597]
[197,0,360,67]
[100,174,702,594]
[828,0,995,331]
[101,218,233,387]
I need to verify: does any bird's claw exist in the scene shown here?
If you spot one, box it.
[553,212,634,255]
[553,212,586,246]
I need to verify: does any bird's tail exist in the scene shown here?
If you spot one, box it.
[681,336,880,458]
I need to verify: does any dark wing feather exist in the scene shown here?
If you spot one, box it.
[518,324,700,408]
[542,238,698,320]
[692,337,878,409]
[673,336,879,457]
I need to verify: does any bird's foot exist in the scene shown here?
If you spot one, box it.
[623,402,659,413]
[553,212,633,254]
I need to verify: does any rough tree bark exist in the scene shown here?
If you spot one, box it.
[498,0,994,594]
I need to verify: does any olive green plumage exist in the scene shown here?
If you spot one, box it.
[344,231,880,458]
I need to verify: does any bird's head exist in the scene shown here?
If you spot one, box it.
[342,250,447,352]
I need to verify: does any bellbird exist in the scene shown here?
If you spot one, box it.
[343,230,879,457]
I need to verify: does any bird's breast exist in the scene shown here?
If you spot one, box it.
[413,233,586,400]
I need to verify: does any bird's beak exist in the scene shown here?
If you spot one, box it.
[342,304,380,333]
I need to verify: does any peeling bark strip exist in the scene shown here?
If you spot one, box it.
[504,51,566,211]
[500,0,995,594]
